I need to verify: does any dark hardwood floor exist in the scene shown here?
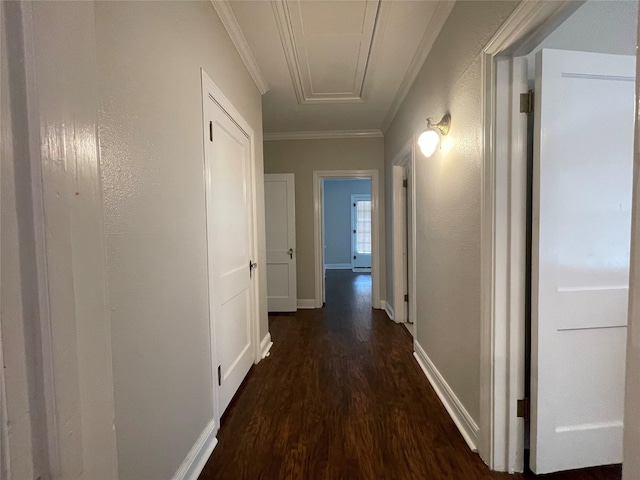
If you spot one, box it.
[199,270,621,480]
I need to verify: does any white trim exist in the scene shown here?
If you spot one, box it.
[382,301,395,321]
[479,0,583,472]
[264,130,383,142]
[210,0,269,95]
[172,419,218,480]
[380,1,455,133]
[201,69,262,432]
[313,170,381,310]
[413,341,479,452]
[20,1,62,473]
[260,333,273,359]
[324,263,352,270]
[351,267,371,273]
[296,299,316,309]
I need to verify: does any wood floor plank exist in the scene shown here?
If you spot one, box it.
[199,271,621,480]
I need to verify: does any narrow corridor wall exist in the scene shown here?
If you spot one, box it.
[384,0,519,429]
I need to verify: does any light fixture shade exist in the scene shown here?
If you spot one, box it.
[418,129,440,157]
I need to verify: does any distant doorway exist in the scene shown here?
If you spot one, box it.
[313,170,381,309]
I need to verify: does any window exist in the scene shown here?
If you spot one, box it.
[356,200,372,254]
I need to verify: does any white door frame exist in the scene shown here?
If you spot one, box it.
[478,0,584,472]
[391,137,417,331]
[201,69,261,428]
[313,170,381,309]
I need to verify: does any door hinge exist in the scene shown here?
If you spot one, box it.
[403,179,408,188]
[249,260,257,278]
[520,90,534,114]
[217,365,221,386]
[209,121,213,142]
[517,397,530,420]
[404,294,408,302]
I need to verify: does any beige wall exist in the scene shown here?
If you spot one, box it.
[384,1,519,424]
[96,2,266,479]
[264,138,385,302]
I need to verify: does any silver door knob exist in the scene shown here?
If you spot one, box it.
[288,248,294,259]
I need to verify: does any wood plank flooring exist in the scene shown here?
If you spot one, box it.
[199,271,621,480]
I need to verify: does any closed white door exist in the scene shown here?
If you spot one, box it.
[204,92,255,416]
[265,174,297,312]
[530,49,635,474]
[351,194,372,269]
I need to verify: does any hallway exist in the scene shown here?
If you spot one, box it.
[199,271,621,480]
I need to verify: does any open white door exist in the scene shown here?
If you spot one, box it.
[204,78,255,416]
[531,49,635,473]
[265,174,297,312]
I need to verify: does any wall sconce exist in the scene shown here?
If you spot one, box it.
[418,114,451,157]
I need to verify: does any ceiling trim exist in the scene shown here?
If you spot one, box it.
[264,129,384,141]
[211,0,270,95]
[271,0,383,105]
[380,0,456,133]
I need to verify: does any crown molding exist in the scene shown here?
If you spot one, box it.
[264,129,384,141]
[380,0,456,133]
[211,0,269,95]
[270,0,305,104]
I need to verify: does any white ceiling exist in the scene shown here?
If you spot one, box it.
[215,1,455,137]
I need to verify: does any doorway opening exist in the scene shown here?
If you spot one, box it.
[321,178,372,308]
[313,170,381,310]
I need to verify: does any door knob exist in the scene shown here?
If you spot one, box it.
[288,248,294,259]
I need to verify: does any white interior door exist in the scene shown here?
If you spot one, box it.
[205,92,255,416]
[265,174,297,312]
[531,48,635,474]
[351,194,372,269]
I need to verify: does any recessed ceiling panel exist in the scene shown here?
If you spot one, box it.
[273,0,380,104]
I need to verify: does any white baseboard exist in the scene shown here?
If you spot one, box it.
[325,263,352,270]
[172,418,218,480]
[381,300,395,321]
[260,332,273,359]
[297,299,316,309]
[413,341,479,452]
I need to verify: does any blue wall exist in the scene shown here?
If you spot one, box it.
[323,179,371,266]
